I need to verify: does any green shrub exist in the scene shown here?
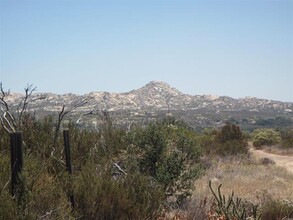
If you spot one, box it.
[23,171,73,219]
[198,129,216,155]
[74,161,163,219]
[0,151,73,219]
[0,190,17,220]
[261,198,293,220]
[252,129,281,148]
[212,123,248,156]
[255,116,292,127]
[280,129,293,148]
[126,119,203,206]
[0,153,18,220]
[215,123,244,143]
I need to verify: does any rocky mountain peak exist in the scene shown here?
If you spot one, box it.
[132,81,182,97]
[147,80,171,87]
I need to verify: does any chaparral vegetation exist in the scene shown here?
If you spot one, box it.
[0,85,292,219]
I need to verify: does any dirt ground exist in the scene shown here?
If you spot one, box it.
[250,148,293,174]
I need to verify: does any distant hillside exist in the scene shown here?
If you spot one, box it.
[5,81,293,130]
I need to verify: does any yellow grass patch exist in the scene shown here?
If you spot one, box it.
[193,156,293,204]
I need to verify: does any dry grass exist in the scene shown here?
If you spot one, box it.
[186,155,293,219]
[261,145,293,156]
[194,156,293,202]
[160,154,293,219]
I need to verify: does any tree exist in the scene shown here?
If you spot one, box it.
[213,123,248,155]
[0,83,45,133]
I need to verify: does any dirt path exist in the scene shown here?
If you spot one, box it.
[250,148,293,174]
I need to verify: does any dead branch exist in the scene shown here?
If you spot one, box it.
[6,110,17,128]
[53,105,66,146]
[50,147,66,166]
[113,162,127,175]
[1,111,15,132]
[0,83,43,132]
[17,84,37,126]
[38,207,62,219]
[0,83,10,111]
[0,83,16,132]
[0,117,11,133]
[53,96,93,146]
[76,109,99,123]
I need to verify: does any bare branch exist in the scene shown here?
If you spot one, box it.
[113,163,127,175]
[53,96,93,146]
[0,117,12,133]
[1,178,11,193]
[6,111,17,128]
[0,82,45,133]
[0,82,46,133]
[31,95,46,102]
[3,112,15,132]
[0,84,16,132]
[65,96,93,114]
[76,109,99,123]
[53,105,66,146]
[18,84,37,125]
[50,147,66,166]
[38,207,62,219]
[0,82,11,112]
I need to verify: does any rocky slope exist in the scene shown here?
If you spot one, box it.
[5,81,293,130]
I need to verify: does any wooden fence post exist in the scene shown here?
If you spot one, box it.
[10,131,23,198]
[63,129,74,207]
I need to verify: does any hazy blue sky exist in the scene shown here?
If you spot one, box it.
[0,0,292,101]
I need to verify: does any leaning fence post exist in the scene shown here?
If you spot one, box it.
[10,131,23,198]
[63,129,74,207]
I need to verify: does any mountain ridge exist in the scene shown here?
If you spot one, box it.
[15,80,291,103]
[4,81,293,129]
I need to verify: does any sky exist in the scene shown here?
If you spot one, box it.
[0,0,292,102]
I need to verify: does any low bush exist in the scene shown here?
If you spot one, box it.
[0,153,18,220]
[0,153,73,219]
[252,129,281,148]
[261,197,293,220]
[211,123,248,156]
[73,161,164,219]
[280,129,293,148]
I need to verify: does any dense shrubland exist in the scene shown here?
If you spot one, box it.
[1,84,292,219]
[255,116,292,127]
[0,115,205,219]
[0,111,292,219]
